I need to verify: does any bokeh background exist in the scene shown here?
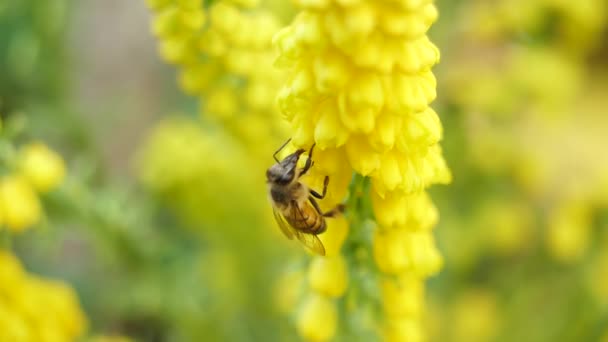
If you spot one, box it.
[1,0,607,341]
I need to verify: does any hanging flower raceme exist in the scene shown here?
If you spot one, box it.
[145,0,287,162]
[274,0,450,340]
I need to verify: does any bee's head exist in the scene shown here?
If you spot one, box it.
[266,149,305,185]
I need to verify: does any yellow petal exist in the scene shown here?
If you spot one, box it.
[345,135,380,175]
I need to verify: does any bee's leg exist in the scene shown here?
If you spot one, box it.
[308,196,323,215]
[310,195,345,218]
[298,143,316,177]
[322,204,346,218]
[309,176,329,199]
[273,138,292,162]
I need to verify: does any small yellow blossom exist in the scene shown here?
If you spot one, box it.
[296,293,337,342]
[18,142,66,193]
[308,255,348,297]
[380,273,424,317]
[0,175,42,232]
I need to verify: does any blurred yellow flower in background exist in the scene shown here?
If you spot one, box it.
[19,142,66,193]
[296,292,337,342]
[0,175,42,232]
[0,251,87,341]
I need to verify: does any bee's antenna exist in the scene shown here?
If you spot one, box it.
[273,138,292,162]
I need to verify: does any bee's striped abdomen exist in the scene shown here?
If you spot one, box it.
[287,202,326,234]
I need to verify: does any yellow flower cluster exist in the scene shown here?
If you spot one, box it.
[146,0,287,161]
[0,142,65,233]
[274,0,450,340]
[0,250,87,341]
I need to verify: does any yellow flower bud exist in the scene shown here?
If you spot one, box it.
[313,51,350,93]
[0,175,42,232]
[404,232,443,277]
[371,189,408,228]
[308,255,348,297]
[19,142,66,193]
[405,107,442,145]
[381,273,424,317]
[296,293,337,342]
[373,228,409,274]
[345,135,380,175]
[368,112,401,152]
[390,71,436,113]
[314,100,349,149]
[397,36,440,73]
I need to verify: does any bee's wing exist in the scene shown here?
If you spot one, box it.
[291,201,326,256]
[294,231,326,256]
[273,208,295,240]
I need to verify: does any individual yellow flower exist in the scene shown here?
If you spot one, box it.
[18,142,66,193]
[0,175,42,232]
[308,254,348,297]
[296,292,337,342]
[380,273,424,317]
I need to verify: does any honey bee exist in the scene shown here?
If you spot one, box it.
[267,139,345,256]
